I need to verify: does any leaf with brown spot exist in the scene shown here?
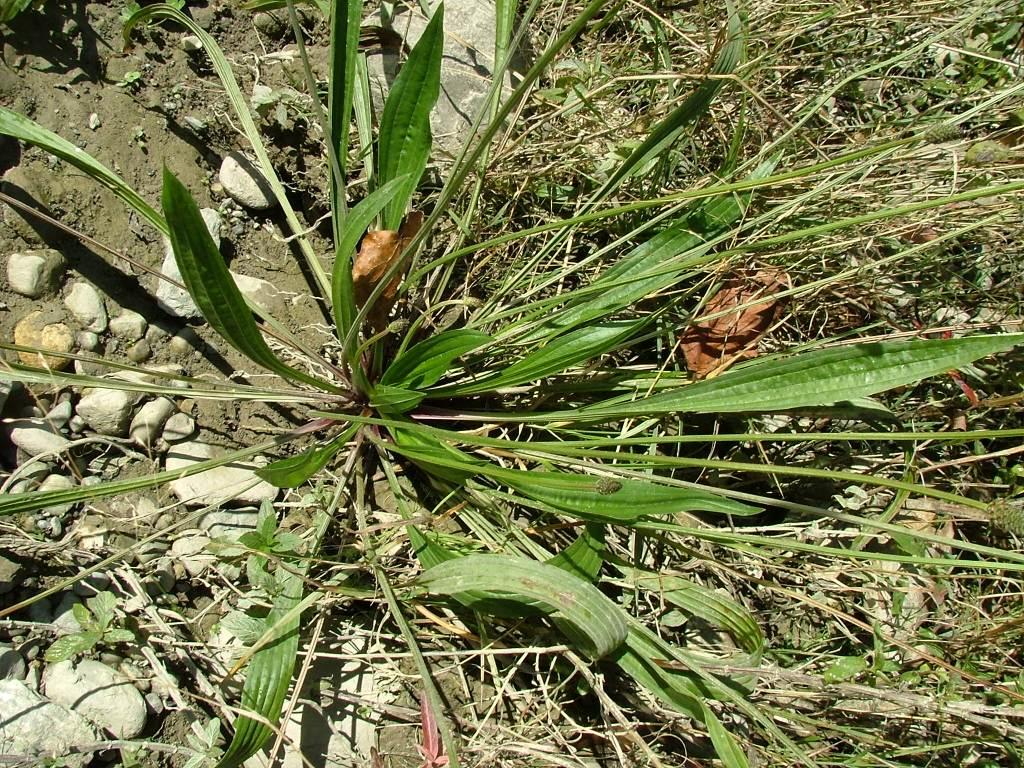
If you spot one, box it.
[680,268,788,379]
[352,211,423,329]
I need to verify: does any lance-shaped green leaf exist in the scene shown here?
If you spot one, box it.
[327,0,363,237]
[382,330,492,389]
[0,107,166,236]
[434,321,641,396]
[533,157,779,341]
[255,427,355,488]
[622,566,764,659]
[547,525,606,582]
[162,168,336,392]
[613,624,705,720]
[377,4,444,229]
[217,568,303,768]
[392,425,485,484]
[498,469,760,521]
[590,1,745,200]
[369,384,425,412]
[579,333,1024,418]
[415,554,627,658]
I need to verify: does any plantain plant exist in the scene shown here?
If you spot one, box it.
[1,0,1023,766]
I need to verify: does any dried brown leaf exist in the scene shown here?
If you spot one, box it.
[680,268,788,379]
[352,211,423,329]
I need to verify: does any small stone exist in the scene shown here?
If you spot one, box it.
[88,113,100,130]
[64,282,108,332]
[198,508,260,541]
[44,660,148,739]
[38,474,76,517]
[183,115,207,132]
[76,330,100,352]
[219,151,276,210]
[145,558,176,594]
[45,399,73,428]
[0,646,27,681]
[75,388,139,436]
[162,411,195,442]
[180,34,203,52]
[157,208,222,319]
[0,556,21,595]
[166,440,277,506]
[6,417,70,456]
[68,414,86,433]
[71,572,110,598]
[0,679,98,767]
[231,271,285,313]
[170,533,214,577]
[6,249,65,298]
[130,398,176,447]
[13,311,73,369]
[109,310,148,341]
[127,339,151,363]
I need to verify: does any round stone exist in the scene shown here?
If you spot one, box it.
[13,311,73,369]
[219,151,276,210]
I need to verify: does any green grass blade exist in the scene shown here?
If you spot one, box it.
[0,107,166,236]
[331,175,409,346]
[591,1,744,201]
[531,158,778,340]
[498,469,761,521]
[703,705,750,768]
[162,168,337,392]
[217,568,304,768]
[415,554,627,659]
[381,330,492,389]
[327,0,364,235]
[613,625,705,720]
[435,321,642,395]
[623,567,764,659]
[255,427,355,488]
[580,334,1024,417]
[376,4,444,229]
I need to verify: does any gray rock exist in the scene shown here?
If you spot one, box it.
[0,555,21,595]
[76,330,100,351]
[231,271,286,313]
[199,508,260,541]
[0,645,27,680]
[75,387,139,437]
[51,594,84,635]
[157,208,222,319]
[130,398,176,447]
[108,310,148,341]
[219,151,276,210]
[6,248,65,298]
[88,112,101,130]
[180,34,203,52]
[45,399,73,429]
[126,339,151,363]
[166,440,277,507]
[63,282,108,333]
[44,660,148,739]
[0,679,98,767]
[6,417,70,456]
[38,473,76,517]
[366,0,512,160]
[162,411,196,443]
[169,533,214,577]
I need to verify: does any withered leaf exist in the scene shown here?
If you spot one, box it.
[352,211,423,329]
[680,268,788,379]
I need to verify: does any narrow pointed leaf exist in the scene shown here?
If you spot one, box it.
[613,625,705,720]
[580,334,1024,418]
[255,429,353,488]
[0,107,166,235]
[499,470,760,521]
[416,554,628,658]
[369,384,424,412]
[392,426,485,484]
[377,4,444,229]
[382,330,493,389]
[703,705,751,768]
[535,158,778,340]
[162,168,334,391]
[547,525,606,582]
[593,3,744,198]
[436,321,641,395]
[328,0,364,236]
[217,569,303,768]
